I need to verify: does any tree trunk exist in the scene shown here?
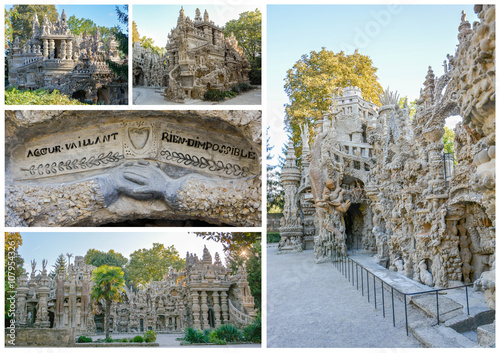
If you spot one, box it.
[105,299,111,339]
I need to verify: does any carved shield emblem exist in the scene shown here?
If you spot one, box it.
[128,127,150,150]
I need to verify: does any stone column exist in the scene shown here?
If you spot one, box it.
[212,291,221,327]
[191,292,201,330]
[60,40,66,60]
[66,41,72,60]
[16,272,29,327]
[200,291,209,329]
[49,39,55,59]
[220,291,229,323]
[43,40,48,58]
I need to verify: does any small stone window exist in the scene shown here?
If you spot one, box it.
[354,161,361,170]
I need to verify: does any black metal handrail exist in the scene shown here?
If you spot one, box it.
[333,250,473,336]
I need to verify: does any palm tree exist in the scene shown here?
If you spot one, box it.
[91,265,125,339]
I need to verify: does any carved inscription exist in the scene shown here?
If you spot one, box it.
[12,119,259,181]
[13,127,124,180]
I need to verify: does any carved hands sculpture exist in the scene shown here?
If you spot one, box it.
[99,160,186,207]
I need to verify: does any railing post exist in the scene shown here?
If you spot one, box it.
[374,276,377,309]
[381,280,385,318]
[391,287,395,327]
[466,286,470,316]
[367,269,370,302]
[404,294,408,336]
[348,258,350,282]
[436,291,440,325]
[361,267,364,296]
[356,263,359,290]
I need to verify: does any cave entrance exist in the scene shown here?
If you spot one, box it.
[345,203,364,251]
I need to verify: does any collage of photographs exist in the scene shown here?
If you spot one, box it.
[2,1,496,351]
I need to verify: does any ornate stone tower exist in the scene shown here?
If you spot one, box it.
[278,139,303,253]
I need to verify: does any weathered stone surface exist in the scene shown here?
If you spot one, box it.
[133,7,250,103]
[477,323,495,347]
[279,5,495,311]
[5,110,261,227]
[7,10,127,104]
[5,328,75,347]
[411,294,463,322]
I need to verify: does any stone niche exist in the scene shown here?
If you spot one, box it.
[5,110,261,227]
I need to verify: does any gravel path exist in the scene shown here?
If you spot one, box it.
[267,245,423,348]
[132,86,261,105]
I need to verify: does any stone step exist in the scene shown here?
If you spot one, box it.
[410,294,463,322]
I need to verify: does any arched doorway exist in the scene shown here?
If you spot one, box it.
[97,87,111,104]
[71,90,87,103]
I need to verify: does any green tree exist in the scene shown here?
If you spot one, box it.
[223,9,261,69]
[284,48,383,153]
[5,233,24,322]
[9,5,58,47]
[91,265,125,339]
[398,97,417,120]
[443,127,455,154]
[84,249,128,268]
[125,243,185,287]
[132,21,140,43]
[106,5,128,80]
[67,15,96,36]
[267,128,284,212]
[51,253,67,277]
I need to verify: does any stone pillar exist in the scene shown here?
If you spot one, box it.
[220,291,229,323]
[66,40,73,60]
[49,40,55,59]
[60,40,66,60]
[200,291,209,329]
[191,292,201,330]
[16,272,29,327]
[212,291,221,327]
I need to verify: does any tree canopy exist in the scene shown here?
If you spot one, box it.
[443,127,455,154]
[7,5,58,47]
[132,21,166,55]
[91,265,125,339]
[267,129,285,213]
[223,9,261,69]
[51,253,67,277]
[284,48,383,151]
[125,243,185,287]
[84,249,128,268]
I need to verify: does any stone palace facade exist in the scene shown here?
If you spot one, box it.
[279,6,495,308]
[7,10,128,104]
[15,246,256,334]
[133,7,250,102]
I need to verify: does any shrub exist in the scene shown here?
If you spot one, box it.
[249,69,261,85]
[214,324,243,342]
[203,89,226,101]
[267,232,281,243]
[183,327,208,343]
[119,338,129,342]
[132,335,144,343]
[104,336,113,343]
[5,87,87,105]
[77,335,92,343]
[231,85,241,94]
[237,83,252,92]
[143,330,157,343]
[243,313,261,343]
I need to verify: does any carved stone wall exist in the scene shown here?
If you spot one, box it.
[5,110,261,227]
[133,7,250,102]
[280,6,495,306]
[7,10,127,105]
[15,247,256,336]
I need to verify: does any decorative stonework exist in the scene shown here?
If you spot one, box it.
[133,7,250,102]
[280,6,495,307]
[15,247,256,334]
[5,110,262,227]
[7,10,127,104]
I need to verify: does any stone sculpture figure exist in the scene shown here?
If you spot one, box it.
[55,271,65,327]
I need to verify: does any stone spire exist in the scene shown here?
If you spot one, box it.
[457,10,472,43]
[195,8,202,22]
[422,66,435,107]
[204,9,210,22]
[202,245,212,264]
[61,9,67,23]
[178,7,186,25]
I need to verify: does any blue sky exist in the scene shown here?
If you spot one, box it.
[17,232,225,273]
[6,5,126,30]
[267,4,479,162]
[133,5,261,49]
